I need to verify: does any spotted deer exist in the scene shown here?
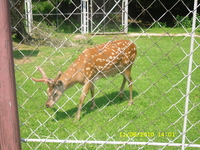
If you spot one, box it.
[32,39,137,120]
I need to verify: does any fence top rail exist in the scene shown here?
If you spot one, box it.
[30,12,122,16]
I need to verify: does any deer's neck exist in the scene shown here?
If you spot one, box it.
[58,61,85,90]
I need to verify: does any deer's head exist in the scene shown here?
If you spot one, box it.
[31,66,64,108]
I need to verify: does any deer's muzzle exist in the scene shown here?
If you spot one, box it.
[46,99,55,108]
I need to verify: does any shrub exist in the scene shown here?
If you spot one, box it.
[151,22,167,28]
[175,15,192,28]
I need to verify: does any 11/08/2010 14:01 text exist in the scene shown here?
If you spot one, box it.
[119,132,175,137]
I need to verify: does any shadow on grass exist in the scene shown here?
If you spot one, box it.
[52,90,138,121]
[13,50,40,59]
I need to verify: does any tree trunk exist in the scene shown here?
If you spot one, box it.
[10,0,31,42]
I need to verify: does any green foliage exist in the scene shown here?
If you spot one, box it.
[50,0,72,5]
[175,14,200,28]
[57,18,81,33]
[33,1,54,14]
[175,15,192,28]
[151,22,167,28]
[196,13,200,27]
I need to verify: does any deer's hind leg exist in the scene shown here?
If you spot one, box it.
[119,76,126,100]
[90,84,96,110]
[123,67,133,106]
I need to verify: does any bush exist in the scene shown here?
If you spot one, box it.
[175,15,192,28]
[33,1,54,14]
[196,13,200,27]
[151,22,167,28]
[175,14,200,28]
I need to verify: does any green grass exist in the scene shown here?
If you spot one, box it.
[128,25,194,34]
[14,33,200,149]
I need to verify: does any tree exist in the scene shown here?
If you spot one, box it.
[10,0,31,42]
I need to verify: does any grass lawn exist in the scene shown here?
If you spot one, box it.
[128,23,200,36]
[14,32,200,149]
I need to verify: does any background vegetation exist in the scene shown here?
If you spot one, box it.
[11,0,200,39]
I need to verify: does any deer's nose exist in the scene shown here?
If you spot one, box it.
[46,104,50,108]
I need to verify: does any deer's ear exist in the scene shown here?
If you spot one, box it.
[46,80,54,87]
[57,80,64,86]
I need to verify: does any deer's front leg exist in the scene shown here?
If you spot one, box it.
[76,82,91,121]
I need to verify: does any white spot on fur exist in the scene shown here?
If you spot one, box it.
[83,48,89,53]
[96,58,102,62]
[98,66,103,69]
[124,60,129,64]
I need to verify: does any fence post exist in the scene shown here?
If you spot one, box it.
[181,0,198,150]
[122,0,128,33]
[81,0,89,34]
[0,0,21,150]
[25,0,33,34]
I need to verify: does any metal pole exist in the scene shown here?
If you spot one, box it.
[124,0,128,33]
[81,0,88,34]
[0,0,21,150]
[81,0,83,33]
[83,0,86,33]
[87,0,89,33]
[90,0,93,32]
[121,0,129,33]
[25,0,33,34]
[181,0,198,150]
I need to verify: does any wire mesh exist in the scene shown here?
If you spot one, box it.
[10,0,200,149]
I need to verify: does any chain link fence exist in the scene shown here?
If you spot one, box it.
[10,0,200,149]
